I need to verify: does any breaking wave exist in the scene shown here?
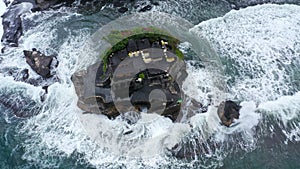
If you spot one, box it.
[0,3,299,169]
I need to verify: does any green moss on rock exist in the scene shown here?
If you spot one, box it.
[101,27,184,72]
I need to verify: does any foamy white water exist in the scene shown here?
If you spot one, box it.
[0,0,6,49]
[191,4,300,103]
[191,3,300,151]
[20,4,300,168]
[0,3,299,169]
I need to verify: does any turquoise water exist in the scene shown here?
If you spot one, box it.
[1,3,300,169]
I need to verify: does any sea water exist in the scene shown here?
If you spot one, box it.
[0,3,299,169]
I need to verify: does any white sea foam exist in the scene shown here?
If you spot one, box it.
[1,4,299,169]
[0,76,43,102]
[191,4,300,148]
[0,0,6,49]
[258,92,300,123]
[10,11,188,168]
[191,4,300,103]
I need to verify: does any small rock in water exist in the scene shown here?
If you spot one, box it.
[16,68,29,81]
[138,4,152,12]
[217,100,241,127]
[151,0,159,6]
[23,49,58,78]
[113,0,126,7]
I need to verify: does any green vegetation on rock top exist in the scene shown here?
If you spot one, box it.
[101,27,184,72]
[103,26,171,45]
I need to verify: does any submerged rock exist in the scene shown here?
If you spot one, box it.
[138,4,152,12]
[217,100,241,127]
[0,91,40,118]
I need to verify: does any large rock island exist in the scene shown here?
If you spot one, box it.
[72,27,241,126]
[72,28,189,121]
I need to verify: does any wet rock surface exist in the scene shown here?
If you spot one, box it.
[1,0,34,47]
[217,100,242,127]
[23,48,58,78]
[0,49,59,104]
[0,0,70,48]
[0,0,60,47]
[0,49,60,117]
[0,65,58,88]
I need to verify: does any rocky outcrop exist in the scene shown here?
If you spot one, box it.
[23,48,58,78]
[1,0,34,47]
[0,49,59,101]
[217,100,241,127]
[0,0,58,47]
[72,35,189,121]
[0,49,59,102]
[71,63,102,114]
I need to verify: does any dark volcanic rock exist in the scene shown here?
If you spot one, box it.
[0,67,31,83]
[23,49,58,78]
[138,4,152,12]
[1,0,67,47]
[72,36,189,121]
[113,0,126,7]
[1,1,34,47]
[0,63,59,100]
[136,39,151,50]
[217,100,241,127]
[0,0,58,47]
[15,68,29,81]
[72,63,102,113]
[127,39,138,52]
[0,48,60,101]
[35,0,60,10]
